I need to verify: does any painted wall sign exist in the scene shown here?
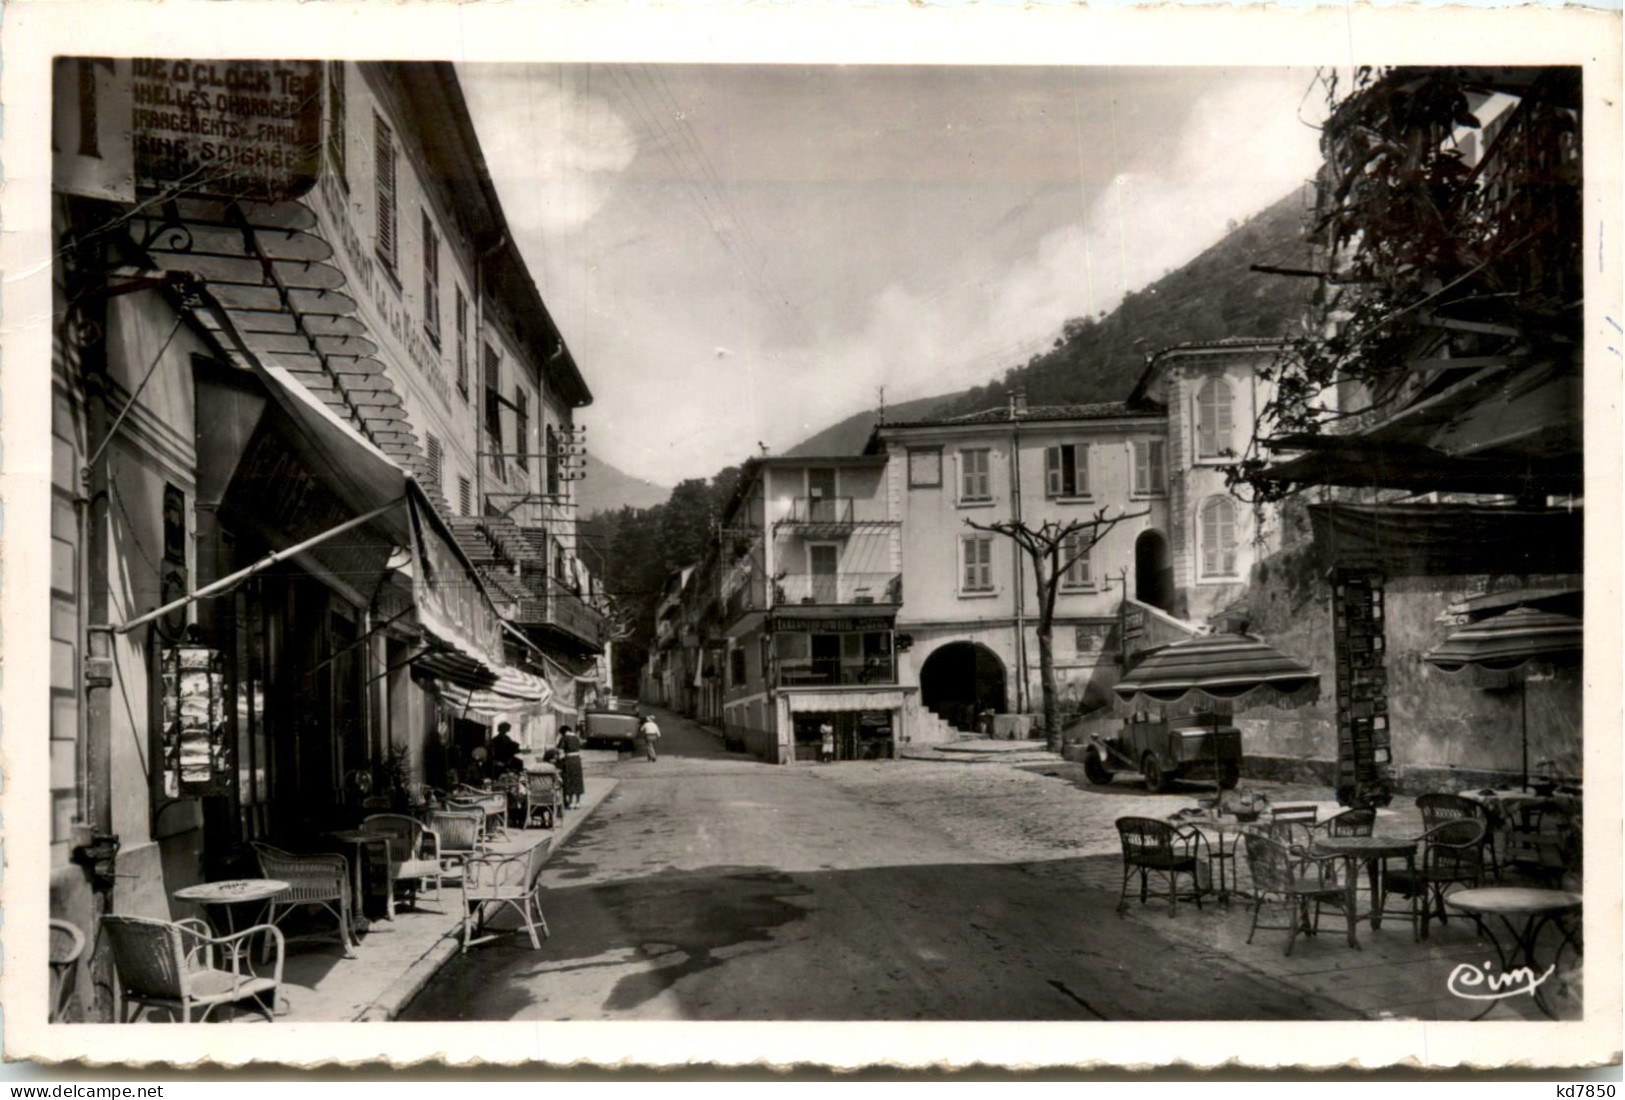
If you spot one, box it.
[131,59,320,201]
[773,616,893,634]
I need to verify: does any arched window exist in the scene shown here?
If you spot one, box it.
[1195,377,1234,459]
[1200,496,1238,578]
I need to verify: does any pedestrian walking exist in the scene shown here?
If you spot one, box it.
[819,720,835,763]
[638,713,662,762]
[558,724,586,808]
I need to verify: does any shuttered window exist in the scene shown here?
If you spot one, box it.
[1044,443,1089,498]
[1201,496,1239,577]
[454,288,469,398]
[1060,532,1093,588]
[425,434,443,496]
[546,424,561,495]
[374,114,397,272]
[1133,439,1167,495]
[961,535,994,592]
[484,345,504,481]
[422,210,441,347]
[458,476,472,517]
[1195,378,1234,459]
[326,63,346,188]
[960,449,991,502]
[515,389,530,472]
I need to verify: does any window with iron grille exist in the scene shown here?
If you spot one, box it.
[959,448,991,502]
[1045,443,1089,498]
[1133,439,1167,496]
[961,535,994,593]
[421,210,441,348]
[325,63,346,189]
[458,476,472,517]
[515,389,529,472]
[1060,532,1093,589]
[373,114,397,273]
[425,434,442,497]
[454,288,469,398]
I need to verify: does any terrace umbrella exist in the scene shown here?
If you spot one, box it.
[1113,632,1322,718]
[1424,605,1582,790]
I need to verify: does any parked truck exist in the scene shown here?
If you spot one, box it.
[581,706,641,749]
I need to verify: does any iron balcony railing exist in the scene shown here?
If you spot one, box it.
[776,656,897,687]
[783,497,854,525]
[773,572,902,607]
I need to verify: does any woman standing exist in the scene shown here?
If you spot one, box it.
[558,724,586,809]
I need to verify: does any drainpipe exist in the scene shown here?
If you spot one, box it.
[68,218,118,1021]
[1008,389,1028,714]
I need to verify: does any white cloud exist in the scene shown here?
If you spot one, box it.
[460,66,637,238]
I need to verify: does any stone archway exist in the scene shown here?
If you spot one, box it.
[919,641,1008,733]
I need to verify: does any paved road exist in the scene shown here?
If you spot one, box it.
[403,707,1344,1021]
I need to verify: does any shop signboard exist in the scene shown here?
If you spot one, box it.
[131,59,321,201]
[773,615,892,634]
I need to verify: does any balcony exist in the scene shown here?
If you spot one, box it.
[773,572,901,607]
[784,496,853,525]
[513,588,608,651]
[777,655,897,687]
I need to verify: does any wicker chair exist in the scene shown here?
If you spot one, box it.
[1385,818,1486,941]
[251,842,356,958]
[361,813,444,918]
[1418,793,1498,877]
[426,809,485,882]
[450,787,508,841]
[461,838,553,953]
[1243,832,1359,957]
[102,914,284,1023]
[1114,817,1209,918]
[525,766,565,829]
[1311,808,1377,839]
[493,773,531,830]
[49,918,86,1023]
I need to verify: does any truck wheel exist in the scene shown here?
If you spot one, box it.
[1143,754,1173,794]
[1218,764,1241,790]
[1082,749,1113,786]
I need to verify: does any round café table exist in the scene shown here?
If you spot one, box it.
[1309,835,1418,942]
[172,878,289,966]
[1165,813,1262,903]
[1446,886,1582,1020]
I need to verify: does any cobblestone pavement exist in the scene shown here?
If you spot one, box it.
[807,757,1578,1021]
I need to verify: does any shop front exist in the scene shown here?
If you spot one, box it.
[778,688,913,764]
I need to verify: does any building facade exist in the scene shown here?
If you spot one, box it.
[712,457,913,763]
[869,351,1285,736]
[48,58,602,1019]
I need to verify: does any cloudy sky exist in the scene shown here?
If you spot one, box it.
[458,64,1326,486]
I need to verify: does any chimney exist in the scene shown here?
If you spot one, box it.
[1009,386,1028,417]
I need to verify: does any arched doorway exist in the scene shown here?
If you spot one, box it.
[920,642,1007,732]
[1135,529,1173,612]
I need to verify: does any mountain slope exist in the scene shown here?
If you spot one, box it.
[782,185,1315,456]
[783,390,972,458]
[578,451,672,516]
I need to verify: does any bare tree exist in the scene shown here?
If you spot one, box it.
[965,507,1149,751]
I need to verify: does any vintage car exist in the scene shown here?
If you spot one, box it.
[581,707,641,748]
[1081,713,1242,792]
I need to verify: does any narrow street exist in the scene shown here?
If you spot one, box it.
[403,707,1346,1021]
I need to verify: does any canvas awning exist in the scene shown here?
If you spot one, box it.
[1425,606,1583,672]
[1308,502,1582,577]
[1113,633,1320,717]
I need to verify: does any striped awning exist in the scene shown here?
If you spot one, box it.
[1425,606,1583,672]
[1113,633,1320,717]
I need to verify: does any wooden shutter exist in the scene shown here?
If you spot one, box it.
[1074,444,1088,497]
[421,210,440,344]
[455,288,468,394]
[374,114,396,270]
[1150,439,1166,494]
[1134,441,1150,493]
[1046,447,1062,497]
[425,434,443,494]
[458,476,472,517]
